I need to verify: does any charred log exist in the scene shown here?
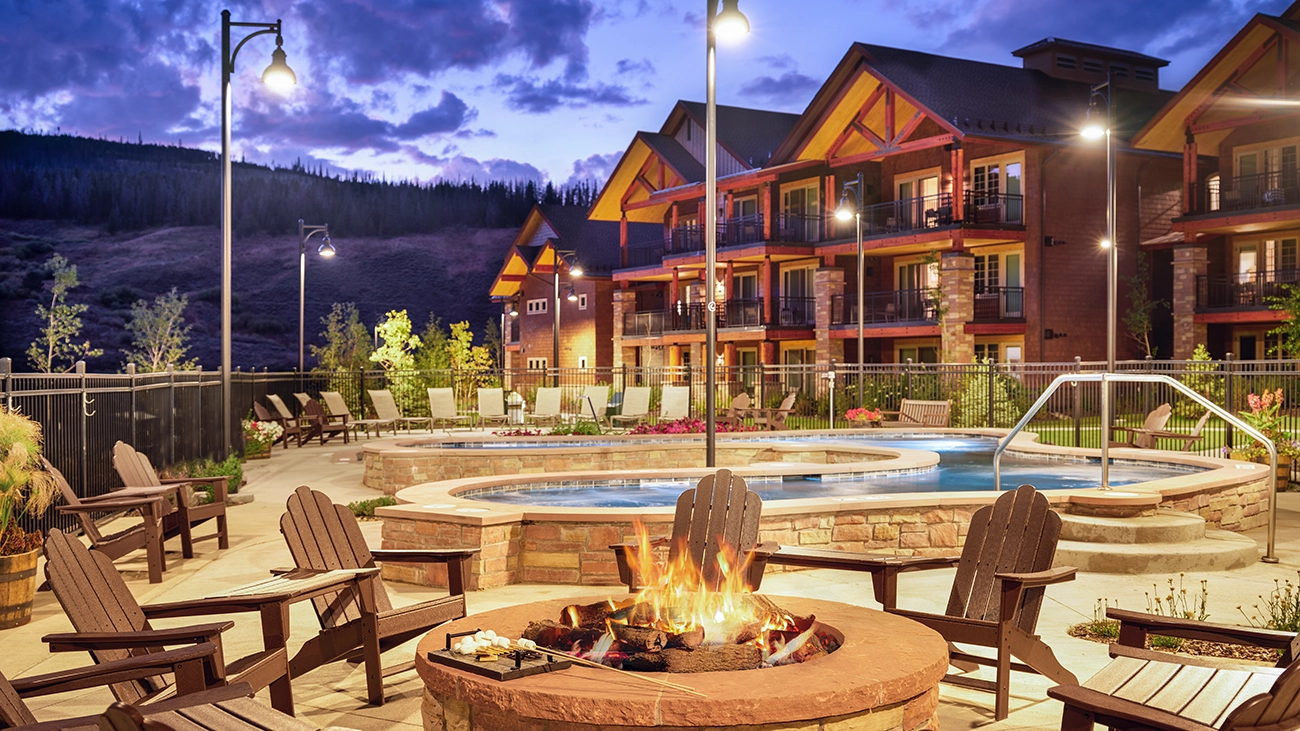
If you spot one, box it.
[611,624,667,653]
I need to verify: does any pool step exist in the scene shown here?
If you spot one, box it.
[1054,510,1258,574]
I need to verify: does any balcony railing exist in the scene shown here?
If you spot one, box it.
[723,298,765,328]
[622,298,768,337]
[667,215,767,257]
[625,237,666,268]
[1188,169,1300,215]
[774,296,816,327]
[772,213,825,244]
[854,191,1023,238]
[1196,269,1300,309]
[831,289,937,326]
[623,310,666,337]
[973,285,1025,320]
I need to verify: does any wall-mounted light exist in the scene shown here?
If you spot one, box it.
[1044,236,1067,247]
[1044,329,1069,340]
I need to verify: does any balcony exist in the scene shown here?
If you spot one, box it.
[855,191,1024,239]
[1196,269,1300,310]
[507,318,520,344]
[668,215,767,256]
[973,285,1025,320]
[1186,169,1300,216]
[622,298,768,337]
[772,213,826,244]
[774,296,815,328]
[831,289,937,326]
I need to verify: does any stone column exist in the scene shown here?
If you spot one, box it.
[940,251,974,364]
[1173,245,1208,358]
[612,289,632,369]
[815,267,846,364]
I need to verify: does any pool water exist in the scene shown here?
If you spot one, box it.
[459,434,1203,508]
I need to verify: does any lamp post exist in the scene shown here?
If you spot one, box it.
[297,220,333,374]
[705,0,749,467]
[836,173,866,406]
[550,248,582,387]
[1082,73,1116,488]
[221,9,296,456]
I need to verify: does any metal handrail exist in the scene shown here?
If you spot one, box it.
[993,372,1279,563]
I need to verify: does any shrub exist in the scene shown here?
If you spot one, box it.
[163,455,244,496]
[954,365,1022,428]
[628,418,758,435]
[1240,571,1300,633]
[1175,344,1224,418]
[549,422,602,436]
[348,495,397,519]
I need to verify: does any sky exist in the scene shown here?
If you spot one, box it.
[0,0,1290,188]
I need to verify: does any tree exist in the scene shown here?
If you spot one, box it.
[369,310,421,371]
[1268,284,1300,358]
[1123,251,1168,358]
[1175,343,1223,418]
[123,288,195,372]
[311,302,372,371]
[447,321,497,399]
[483,318,502,369]
[413,315,451,371]
[26,254,101,372]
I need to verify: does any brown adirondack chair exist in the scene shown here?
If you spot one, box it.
[609,469,777,592]
[1125,409,1211,452]
[301,398,349,445]
[45,458,171,584]
[42,529,293,714]
[1110,403,1173,449]
[95,695,361,731]
[752,391,798,431]
[322,391,392,439]
[1049,608,1300,731]
[252,402,301,449]
[717,392,751,427]
[268,394,319,445]
[880,398,951,427]
[112,442,229,558]
[279,485,476,681]
[768,484,1078,720]
[0,643,240,731]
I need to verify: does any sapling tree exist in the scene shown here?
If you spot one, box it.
[311,302,372,371]
[1268,283,1300,358]
[369,310,421,371]
[26,254,101,373]
[1123,252,1168,358]
[124,288,195,372]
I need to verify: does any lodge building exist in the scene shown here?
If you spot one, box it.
[492,3,1300,369]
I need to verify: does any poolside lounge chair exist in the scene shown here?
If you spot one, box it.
[658,385,691,421]
[427,387,471,431]
[477,388,510,427]
[529,387,563,426]
[1049,608,1300,731]
[1110,403,1172,449]
[609,469,776,592]
[302,398,350,445]
[322,390,390,439]
[611,386,651,428]
[268,394,317,444]
[293,392,311,407]
[768,484,1078,720]
[253,401,303,448]
[369,388,431,433]
[717,392,751,427]
[880,398,950,427]
[113,441,230,558]
[752,391,797,431]
[577,385,610,426]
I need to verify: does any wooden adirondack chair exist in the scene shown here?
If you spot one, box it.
[41,529,291,713]
[1110,403,1173,449]
[717,392,751,427]
[112,442,229,559]
[95,694,361,731]
[0,643,242,731]
[427,388,471,431]
[768,484,1078,720]
[253,401,303,448]
[301,399,349,445]
[279,485,476,681]
[1049,608,1300,731]
[609,469,777,592]
[528,387,563,426]
[268,394,320,445]
[611,386,651,428]
[476,388,509,427]
[881,398,951,427]
[658,385,691,421]
[752,391,798,431]
[1123,409,1209,452]
[368,389,430,433]
[45,458,171,584]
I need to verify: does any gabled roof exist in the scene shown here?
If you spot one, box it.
[638,132,705,183]
[1011,37,1169,66]
[669,101,800,169]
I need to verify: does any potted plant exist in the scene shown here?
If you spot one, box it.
[844,407,883,428]
[0,406,58,628]
[1227,388,1299,490]
[242,418,283,459]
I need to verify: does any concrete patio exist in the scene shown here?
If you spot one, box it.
[5,439,1300,730]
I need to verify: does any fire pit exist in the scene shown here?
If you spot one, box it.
[415,595,947,730]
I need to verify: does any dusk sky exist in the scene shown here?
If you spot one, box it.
[1,0,1288,188]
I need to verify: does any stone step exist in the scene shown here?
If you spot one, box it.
[1054,529,1258,574]
[1060,510,1206,544]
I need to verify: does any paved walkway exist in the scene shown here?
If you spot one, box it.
[6,439,1300,730]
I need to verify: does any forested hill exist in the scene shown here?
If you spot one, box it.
[0,131,594,372]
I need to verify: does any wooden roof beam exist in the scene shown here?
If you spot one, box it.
[830,134,955,168]
[1190,108,1296,134]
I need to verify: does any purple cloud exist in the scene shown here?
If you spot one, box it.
[439,154,545,184]
[738,71,820,105]
[393,92,474,138]
[494,74,645,113]
[564,151,621,187]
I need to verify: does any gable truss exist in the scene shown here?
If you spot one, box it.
[1187,30,1299,135]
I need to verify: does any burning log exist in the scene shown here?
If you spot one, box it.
[561,600,616,628]
[609,602,664,627]
[665,627,704,650]
[522,620,606,650]
[621,644,763,673]
[611,624,667,653]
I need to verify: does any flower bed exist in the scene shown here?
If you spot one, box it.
[628,418,758,435]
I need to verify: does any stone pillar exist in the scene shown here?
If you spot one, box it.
[815,267,846,364]
[612,289,632,369]
[1173,245,1208,358]
[940,251,974,364]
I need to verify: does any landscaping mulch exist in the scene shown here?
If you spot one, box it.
[1068,623,1282,664]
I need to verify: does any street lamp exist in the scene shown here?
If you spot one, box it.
[1082,73,1117,488]
[705,0,749,467]
[550,248,582,387]
[836,173,866,406]
[297,219,332,374]
[221,9,295,456]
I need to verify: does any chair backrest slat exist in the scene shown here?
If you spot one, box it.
[534,388,562,417]
[668,470,762,591]
[1132,403,1173,449]
[1224,661,1300,729]
[0,671,38,727]
[112,442,159,488]
[266,395,294,420]
[621,387,651,418]
[46,458,103,545]
[321,392,352,418]
[294,393,311,407]
[728,393,751,415]
[899,399,950,426]
[428,388,457,419]
[368,390,402,421]
[478,389,505,418]
[660,386,690,420]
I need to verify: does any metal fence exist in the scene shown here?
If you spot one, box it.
[7,355,1300,536]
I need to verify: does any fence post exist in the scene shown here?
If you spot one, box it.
[168,364,176,466]
[195,365,202,458]
[126,363,137,448]
[905,359,913,400]
[1144,355,1154,416]
[1073,356,1082,447]
[0,357,10,410]
[77,360,87,497]
[987,359,996,428]
[1224,353,1235,450]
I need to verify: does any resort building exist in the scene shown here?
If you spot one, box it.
[1133,2,1300,359]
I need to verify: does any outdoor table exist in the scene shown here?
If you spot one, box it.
[144,567,383,713]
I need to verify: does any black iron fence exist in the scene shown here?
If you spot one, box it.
[11,355,1300,536]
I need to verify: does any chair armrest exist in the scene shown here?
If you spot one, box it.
[609,537,671,551]
[768,546,958,572]
[1107,608,1298,654]
[43,622,233,651]
[370,549,478,563]
[57,497,165,514]
[1135,429,1198,441]
[11,643,220,698]
[154,478,196,486]
[747,542,779,557]
[994,566,1077,587]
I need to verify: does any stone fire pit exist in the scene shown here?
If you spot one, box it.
[416,595,948,731]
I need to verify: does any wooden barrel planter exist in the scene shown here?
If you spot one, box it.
[0,548,40,629]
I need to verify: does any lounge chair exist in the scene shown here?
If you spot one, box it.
[611,386,651,428]
[428,387,471,431]
[293,392,311,407]
[577,385,610,426]
[97,694,359,731]
[369,388,431,433]
[768,484,1078,720]
[477,388,510,427]
[880,398,950,427]
[268,394,317,445]
[529,387,563,426]
[112,441,230,558]
[1122,408,1208,451]
[609,469,776,592]
[1110,403,1172,449]
[658,384,691,421]
[322,390,391,439]
[752,390,797,430]
[717,392,751,427]
[253,401,303,448]
[302,398,350,445]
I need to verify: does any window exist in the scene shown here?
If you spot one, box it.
[1082,58,1103,74]
[578,294,588,310]
[974,343,999,363]
[734,273,758,300]
[898,346,939,364]
[971,155,1024,223]
[1236,143,1298,192]
[1055,54,1077,70]
[577,356,588,369]
[733,195,758,219]
[780,266,815,325]
[975,255,1000,290]
[1135,67,1155,82]
[1110,63,1128,78]
[526,298,547,315]
[781,181,821,242]
[896,171,941,229]
[527,357,548,370]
